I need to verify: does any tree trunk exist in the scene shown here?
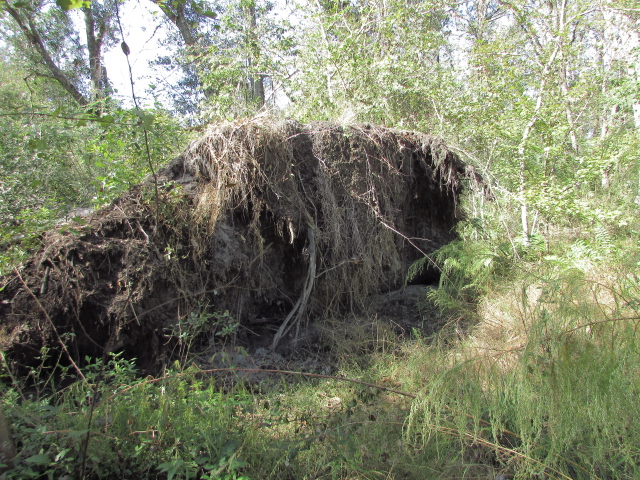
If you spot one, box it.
[151,0,207,96]
[560,62,578,153]
[5,5,89,106]
[171,4,198,46]
[254,75,266,106]
[516,61,556,244]
[83,5,108,102]
[246,2,265,107]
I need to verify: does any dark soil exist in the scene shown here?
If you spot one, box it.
[0,120,480,376]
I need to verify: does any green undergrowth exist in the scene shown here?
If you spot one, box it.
[0,347,427,479]
[3,225,640,479]
[404,213,640,479]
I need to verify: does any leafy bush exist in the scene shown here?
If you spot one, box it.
[2,357,251,479]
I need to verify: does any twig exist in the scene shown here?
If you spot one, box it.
[0,111,136,125]
[436,426,578,480]
[378,220,440,271]
[557,316,640,337]
[79,317,120,479]
[0,352,28,404]
[113,0,159,224]
[135,220,150,244]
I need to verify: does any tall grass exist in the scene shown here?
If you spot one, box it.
[3,198,640,479]
[405,228,640,479]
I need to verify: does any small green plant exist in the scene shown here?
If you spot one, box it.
[165,308,210,360]
[407,238,511,322]
[2,356,253,479]
[165,306,240,361]
[211,310,240,340]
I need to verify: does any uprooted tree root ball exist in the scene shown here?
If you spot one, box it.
[0,119,480,374]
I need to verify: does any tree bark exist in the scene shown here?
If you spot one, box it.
[246,1,265,107]
[160,0,198,46]
[151,0,209,98]
[83,5,109,102]
[5,5,89,106]
[515,45,560,243]
[560,62,579,153]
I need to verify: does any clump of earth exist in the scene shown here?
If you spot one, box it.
[0,119,479,378]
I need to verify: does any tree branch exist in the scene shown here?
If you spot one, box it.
[5,5,89,107]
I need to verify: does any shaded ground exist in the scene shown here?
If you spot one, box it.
[0,119,479,375]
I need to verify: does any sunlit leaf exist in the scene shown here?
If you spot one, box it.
[98,115,115,127]
[25,453,51,465]
[55,0,84,10]
[141,114,155,128]
[27,139,47,150]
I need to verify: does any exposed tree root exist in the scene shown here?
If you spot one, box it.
[0,119,480,374]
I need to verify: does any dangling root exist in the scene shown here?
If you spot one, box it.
[271,226,317,351]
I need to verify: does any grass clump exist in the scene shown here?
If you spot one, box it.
[402,216,640,479]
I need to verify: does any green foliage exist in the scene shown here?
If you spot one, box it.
[1,0,640,478]
[0,54,186,273]
[4,241,640,479]
[405,253,640,479]
[166,306,240,360]
[197,0,291,121]
[288,0,448,125]
[55,0,85,11]
[402,147,640,476]
[426,239,510,317]
[88,108,184,205]
[2,357,252,479]
[283,0,640,259]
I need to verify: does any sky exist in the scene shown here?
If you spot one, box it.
[74,0,179,108]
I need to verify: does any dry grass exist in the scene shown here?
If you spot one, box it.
[0,118,478,373]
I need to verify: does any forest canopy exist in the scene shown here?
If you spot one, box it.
[1,0,640,478]
[0,0,638,253]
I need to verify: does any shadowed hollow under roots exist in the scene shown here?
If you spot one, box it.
[0,119,480,372]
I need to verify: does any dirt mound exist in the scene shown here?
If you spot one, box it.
[0,119,479,373]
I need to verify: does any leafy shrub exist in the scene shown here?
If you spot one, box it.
[2,357,251,479]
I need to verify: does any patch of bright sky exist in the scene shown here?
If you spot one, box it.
[75,0,180,109]
[104,1,168,107]
[78,0,295,111]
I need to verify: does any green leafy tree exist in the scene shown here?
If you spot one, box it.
[147,0,221,115]
[197,0,291,119]
[286,0,450,124]
[1,0,119,108]
[0,51,185,257]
